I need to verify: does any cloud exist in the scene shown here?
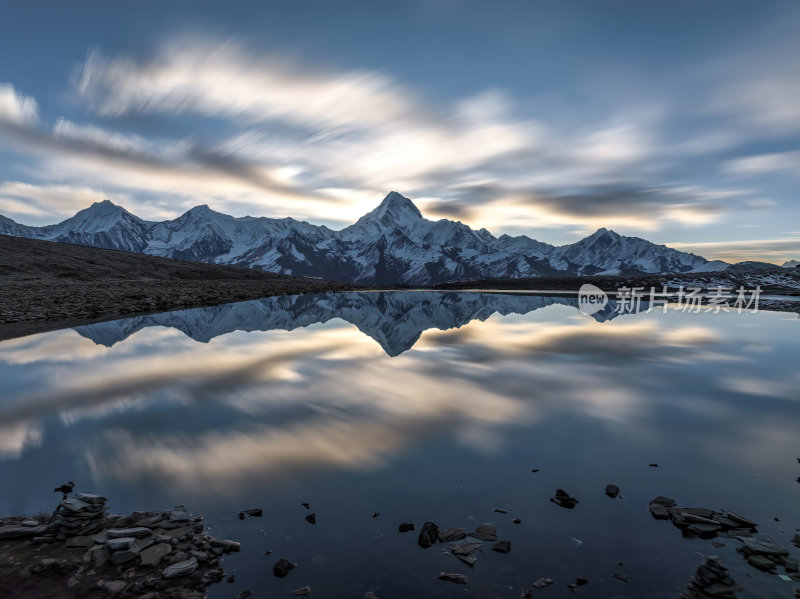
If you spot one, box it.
[0,84,38,125]
[0,181,118,223]
[723,150,800,177]
[670,237,800,263]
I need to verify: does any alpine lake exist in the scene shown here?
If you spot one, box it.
[0,291,798,598]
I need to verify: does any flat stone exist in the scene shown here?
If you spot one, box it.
[452,543,482,556]
[209,538,240,552]
[110,549,139,565]
[649,496,677,508]
[455,554,477,567]
[162,556,198,578]
[139,543,172,566]
[169,506,192,522]
[21,520,40,527]
[437,528,466,542]
[437,572,468,584]
[32,536,58,544]
[745,554,777,571]
[739,536,789,556]
[65,535,94,548]
[649,504,670,520]
[92,531,109,544]
[107,527,152,539]
[293,586,311,596]
[106,537,135,551]
[469,523,498,541]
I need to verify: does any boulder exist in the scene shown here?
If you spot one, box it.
[418,522,439,548]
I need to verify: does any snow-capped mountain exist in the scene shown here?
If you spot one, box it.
[0,192,717,284]
[782,260,799,268]
[74,291,620,356]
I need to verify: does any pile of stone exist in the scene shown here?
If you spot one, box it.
[0,498,241,599]
[678,556,740,599]
[55,493,108,538]
[648,497,758,539]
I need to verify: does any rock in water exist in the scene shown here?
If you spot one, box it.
[605,484,620,498]
[293,586,311,596]
[648,496,676,519]
[550,489,579,509]
[418,522,439,548]
[398,523,415,533]
[274,558,297,578]
[305,513,316,525]
[533,578,554,588]
[437,528,466,542]
[437,572,468,584]
[469,523,498,541]
[678,556,740,598]
[492,540,511,553]
[162,556,198,579]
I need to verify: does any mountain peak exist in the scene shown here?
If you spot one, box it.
[376,191,422,219]
[350,191,424,232]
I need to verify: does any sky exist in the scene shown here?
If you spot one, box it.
[0,0,798,263]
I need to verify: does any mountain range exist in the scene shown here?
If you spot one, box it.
[75,291,620,356]
[0,191,767,284]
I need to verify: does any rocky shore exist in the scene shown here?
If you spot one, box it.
[0,493,238,599]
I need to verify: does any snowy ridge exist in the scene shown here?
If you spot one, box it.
[73,291,620,356]
[0,192,730,284]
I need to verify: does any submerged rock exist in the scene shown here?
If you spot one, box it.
[648,496,677,520]
[274,557,297,578]
[305,513,317,525]
[437,572,468,584]
[532,578,554,588]
[293,585,311,596]
[492,540,511,553]
[604,484,620,499]
[437,528,466,542]
[550,489,579,509]
[398,522,415,533]
[678,556,740,598]
[418,522,439,548]
[238,508,263,520]
[469,523,498,541]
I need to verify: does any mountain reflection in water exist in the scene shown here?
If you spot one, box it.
[0,291,798,597]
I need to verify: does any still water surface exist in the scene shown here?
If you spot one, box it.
[0,291,798,597]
